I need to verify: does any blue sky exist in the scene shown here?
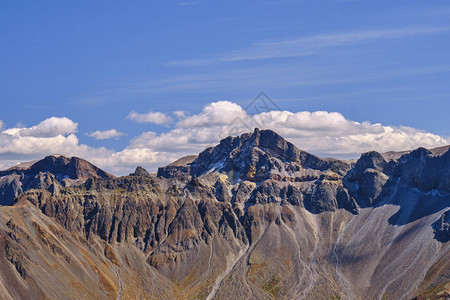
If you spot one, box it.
[1,1,449,174]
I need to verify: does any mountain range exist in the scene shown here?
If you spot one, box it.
[0,128,448,299]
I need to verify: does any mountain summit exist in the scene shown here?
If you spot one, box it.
[159,128,350,182]
[0,130,449,299]
[0,155,113,205]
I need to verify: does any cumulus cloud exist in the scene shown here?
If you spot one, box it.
[0,102,448,175]
[17,117,78,138]
[177,101,248,128]
[0,117,114,171]
[87,129,126,140]
[127,111,173,125]
[127,101,448,161]
[0,117,82,158]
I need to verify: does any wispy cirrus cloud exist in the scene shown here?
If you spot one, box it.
[104,62,450,99]
[169,26,449,66]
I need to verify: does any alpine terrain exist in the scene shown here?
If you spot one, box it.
[0,128,449,299]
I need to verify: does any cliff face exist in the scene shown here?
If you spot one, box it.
[0,129,449,299]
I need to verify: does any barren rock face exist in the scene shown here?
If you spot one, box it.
[0,176,22,206]
[434,210,450,242]
[396,147,450,193]
[0,129,449,299]
[344,151,390,208]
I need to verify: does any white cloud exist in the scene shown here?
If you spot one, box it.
[252,111,386,137]
[128,128,224,153]
[0,118,114,172]
[0,102,448,175]
[0,120,4,131]
[177,101,248,128]
[87,129,125,140]
[17,117,78,138]
[262,119,446,156]
[173,110,188,119]
[124,101,448,166]
[126,111,173,125]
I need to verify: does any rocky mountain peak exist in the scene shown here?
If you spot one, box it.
[0,154,114,205]
[0,154,113,181]
[159,128,351,182]
[395,146,450,193]
[27,155,114,181]
[209,128,297,162]
[405,147,432,159]
[354,151,386,172]
[179,128,296,180]
[251,128,298,160]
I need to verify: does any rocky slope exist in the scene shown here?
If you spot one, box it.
[0,129,449,299]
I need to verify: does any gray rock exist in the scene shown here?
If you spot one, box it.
[131,166,150,177]
[433,210,450,242]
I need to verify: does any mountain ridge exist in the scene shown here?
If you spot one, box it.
[0,129,449,299]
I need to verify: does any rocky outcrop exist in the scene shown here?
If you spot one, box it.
[157,155,197,178]
[0,176,23,206]
[131,166,151,177]
[433,210,450,242]
[344,151,391,207]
